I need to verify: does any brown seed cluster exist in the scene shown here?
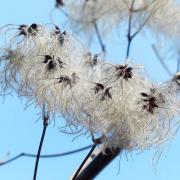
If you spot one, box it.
[115,64,133,80]
[140,92,160,114]
[94,83,112,101]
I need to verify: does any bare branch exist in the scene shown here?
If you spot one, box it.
[0,145,93,166]
[93,22,106,53]
[152,44,173,77]
[33,104,49,180]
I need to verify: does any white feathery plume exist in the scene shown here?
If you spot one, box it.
[63,0,180,39]
[64,0,127,35]
[0,24,180,152]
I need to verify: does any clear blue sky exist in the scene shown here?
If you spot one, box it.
[0,0,180,180]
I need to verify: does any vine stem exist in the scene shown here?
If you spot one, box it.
[72,144,97,180]
[75,147,121,180]
[33,105,49,180]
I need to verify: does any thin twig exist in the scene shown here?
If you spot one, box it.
[0,145,93,166]
[131,14,152,40]
[72,144,96,180]
[176,51,180,72]
[94,22,106,53]
[152,44,172,77]
[126,0,135,58]
[33,104,49,180]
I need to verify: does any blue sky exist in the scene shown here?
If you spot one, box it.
[0,0,180,180]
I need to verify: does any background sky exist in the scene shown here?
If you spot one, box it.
[0,0,180,180]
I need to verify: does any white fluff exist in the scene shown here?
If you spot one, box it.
[0,24,180,151]
[63,0,180,39]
